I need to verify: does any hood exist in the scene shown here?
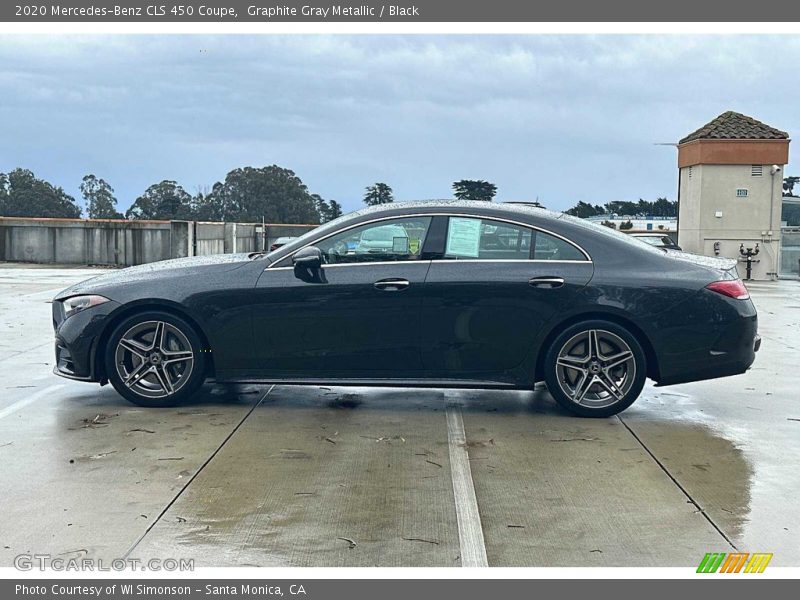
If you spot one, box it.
[663,250,738,273]
[54,253,252,300]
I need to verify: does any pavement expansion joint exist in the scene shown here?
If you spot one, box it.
[122,384,276,559]
[616,414,738,551]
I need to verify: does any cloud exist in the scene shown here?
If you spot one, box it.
[1,35,798,213]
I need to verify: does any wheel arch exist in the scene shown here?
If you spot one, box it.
[533,311,661,383]
[93,300,215,382]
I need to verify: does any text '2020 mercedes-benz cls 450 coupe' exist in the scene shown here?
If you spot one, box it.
[52,201,760,417]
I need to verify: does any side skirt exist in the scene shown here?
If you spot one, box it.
[211,376,521,389]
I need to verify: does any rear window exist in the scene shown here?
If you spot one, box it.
[534,231,586,261]
[559,212,664,256]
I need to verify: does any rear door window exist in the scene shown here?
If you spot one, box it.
[444,217,532,260]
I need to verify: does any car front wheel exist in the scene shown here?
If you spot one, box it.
[543,320,646,417]
[105,311,206,407]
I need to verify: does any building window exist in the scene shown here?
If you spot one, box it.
[751,165,763,177]
[736,188,749,198]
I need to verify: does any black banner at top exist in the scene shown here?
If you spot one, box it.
[0,0,794,23]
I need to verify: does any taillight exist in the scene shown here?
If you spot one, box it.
[706,279,750,300]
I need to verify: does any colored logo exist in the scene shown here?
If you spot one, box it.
[697,552,773,573]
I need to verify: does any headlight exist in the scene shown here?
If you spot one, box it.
[61,295,110,319]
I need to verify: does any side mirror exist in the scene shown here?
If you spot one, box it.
[293,246,323,270]
[292,246,326,283]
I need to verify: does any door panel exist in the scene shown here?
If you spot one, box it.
[251,262,430,376]
[420,261,594,374]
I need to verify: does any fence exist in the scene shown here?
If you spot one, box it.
[0,217,318,267]
[780,227,800,278]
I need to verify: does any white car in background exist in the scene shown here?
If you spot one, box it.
[354,224,410,254]
[270,236,298,252]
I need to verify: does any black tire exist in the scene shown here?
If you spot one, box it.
[105,310,206,407]
[543,319,646,418]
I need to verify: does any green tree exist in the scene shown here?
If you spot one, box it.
[310,193,335,223]
[651,197,676,217]
[310,195,343,223]
[619,220,634,230]
[208,166,320,224]
[126,180,194,220]
[452,180,497,202]
[783,176,800,197]
[191,189,220,221]
[0,168,81,218]
[564,197,677,220]
[605,198,677,217]
[564,201,601,218]
[327,200,343,220]
[363,182,394,206]
[604,200,640,216]
[80,174,122,219]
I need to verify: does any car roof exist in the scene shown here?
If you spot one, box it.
[340,199,564,222]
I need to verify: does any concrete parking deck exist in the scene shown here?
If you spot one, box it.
[0,265,798,567]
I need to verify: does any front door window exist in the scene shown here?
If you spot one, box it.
[316,217,432,264]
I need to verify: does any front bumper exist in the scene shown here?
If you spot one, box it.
[54,340,94,381]
[52,298,120,382]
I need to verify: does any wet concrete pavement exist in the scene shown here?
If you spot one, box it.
[0,266,798,567]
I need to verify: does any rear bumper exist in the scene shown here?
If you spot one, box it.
[656,315,759,387]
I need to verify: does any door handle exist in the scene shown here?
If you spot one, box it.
[528,276,565,289]
[374,278,410,291]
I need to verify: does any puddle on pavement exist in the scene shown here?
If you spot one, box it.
[620,417,753,542]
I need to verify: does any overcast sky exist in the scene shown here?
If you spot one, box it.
[1,35,799,213]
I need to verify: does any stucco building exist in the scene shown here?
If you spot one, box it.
[677,111,790,280]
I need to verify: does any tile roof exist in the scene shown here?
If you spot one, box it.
[679,111,789,144]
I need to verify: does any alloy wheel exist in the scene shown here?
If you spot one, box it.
[554,328,636,409]
[114,320,194,399]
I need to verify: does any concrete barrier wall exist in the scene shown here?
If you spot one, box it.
[193,222,317,256]
[0,217,317,266]
[195,223,226,256]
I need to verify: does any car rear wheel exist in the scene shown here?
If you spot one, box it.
[543,320,646,417]
[105,311,206,407]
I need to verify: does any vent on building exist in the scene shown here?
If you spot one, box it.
[736,188,749,198]
[751,165,763,177]
[688,166,693,179]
